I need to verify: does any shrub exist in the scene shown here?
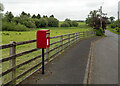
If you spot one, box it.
[110,21,119,28]
[2,21,29,31]
[48,17,59,27]
[13,16,36,28]
[60,22,70,27]
[72,21,78,27]
[65,19,72,27]
[39,18,48,27]
[114,27,120,32]
[95,28,104,36]
[33,18,41,28]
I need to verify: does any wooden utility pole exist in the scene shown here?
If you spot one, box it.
[118,1,120,22]
[100,6,102,28]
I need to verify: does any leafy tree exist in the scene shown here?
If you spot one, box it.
[48,17,59,27]
[50,15,54,18]
[86,10,108,36]
[60,22,70,27]
[36,14,41,19]
[43,15,48,18]
[65,18,72,27]
[39,18,48,27]
[109,16,115,22]
[32,14,36,18]
[72,21,78,27]
[27,13,31,18]
[33,18,41,28]
[20,11,28,18]
[12,17,21,24]
[5,11,14,22]
[2,21,29,31]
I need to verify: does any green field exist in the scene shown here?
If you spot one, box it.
[2,22,91,44]
[1,22,93,84]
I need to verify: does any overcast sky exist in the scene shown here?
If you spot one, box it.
[1,0,120,21]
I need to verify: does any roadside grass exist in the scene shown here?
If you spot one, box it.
[107,26,120,35]
[1,22,92,84]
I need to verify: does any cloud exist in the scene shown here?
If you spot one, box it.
[1,0,119,20]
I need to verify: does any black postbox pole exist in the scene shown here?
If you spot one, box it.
[42,48,44,74]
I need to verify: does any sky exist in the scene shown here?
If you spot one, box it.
[0,0,120,21]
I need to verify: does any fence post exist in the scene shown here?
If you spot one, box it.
[84,31,86,38]
[76,33,77,41]
[9,41,16,85]
[87,31,88,38]
[46,48,49,61]
[78,32,80,40]
[83,32,85,39]
[60,35,63,52]
[72,34,74,44]
[68,34,70,46]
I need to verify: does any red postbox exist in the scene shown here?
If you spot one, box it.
[37,29,50,48]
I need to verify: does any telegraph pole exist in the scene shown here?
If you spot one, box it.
[118,1,120,22]
[100,6,102,28]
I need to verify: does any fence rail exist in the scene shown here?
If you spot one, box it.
[0,31,96,85]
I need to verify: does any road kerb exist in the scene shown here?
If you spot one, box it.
[83,37,104,84]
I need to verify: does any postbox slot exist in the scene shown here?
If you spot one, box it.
[46,33,50,38]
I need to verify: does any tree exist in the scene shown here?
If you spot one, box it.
[27,13,31,18]
[5,11,14,22]
[109,16,115,22]
[60,22,70,27]
[43,15,48,18]
[36,14,41,19]
[65,18,72,27]
[32,14,36,18]
[39,18,48,27]
[20,11,28,18]
[72,21,78,27]
[33,18,41,28]
[48,17,59,27]
[50,15,54,18]
[86,10,108,36]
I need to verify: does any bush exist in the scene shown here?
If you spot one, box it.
[60,22,70,27]
[95,28,104,36]
[12,16,36,28]
[114,27,120,32]
[65,19,72,27]
[39,18,48,27]
[33,18,41,28]
[110,21,119,28]
[2,21,29,31]
[48,17,59,27]
[72,21,78,27]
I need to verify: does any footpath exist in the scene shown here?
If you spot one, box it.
[89,30,118,84]
[19,37,98,85]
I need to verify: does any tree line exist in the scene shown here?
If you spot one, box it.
[2,11,79,31]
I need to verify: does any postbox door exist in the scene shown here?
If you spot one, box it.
[46,33,50,48]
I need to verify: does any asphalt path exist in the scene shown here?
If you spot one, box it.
[90,30,119,84]
[19,37,98,85]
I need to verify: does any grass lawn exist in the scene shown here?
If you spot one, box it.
[1,22,93,84]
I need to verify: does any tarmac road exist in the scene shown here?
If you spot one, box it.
[90,30,119,84]
[19,37,98,85]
